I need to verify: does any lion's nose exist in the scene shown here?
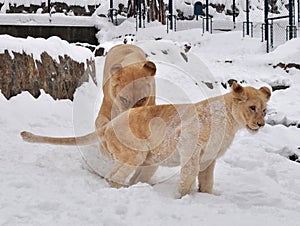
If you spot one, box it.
[257,122,265,127]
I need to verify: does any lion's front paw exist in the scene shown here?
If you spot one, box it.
[105,178,128,189]
[177,185,193,198]
[198,185,213,194]
[198,186,220,196]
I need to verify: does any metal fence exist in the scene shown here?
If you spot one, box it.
[175,0,297,52]
[163,0,297,52]
[1,0,298,52]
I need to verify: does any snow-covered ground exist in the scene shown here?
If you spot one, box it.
[1,19,300,225]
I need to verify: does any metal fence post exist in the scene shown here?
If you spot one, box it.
[169,0,173,30]
[48,0,52,22]
[110,0,114,24]
[288,0,295,39]
[264,0,269,52]
[261,24,264,42]
[174,16,177,31]
[167,15,169,33]
[270,22,273,48]
[233,0,236,28]
[138,0,142,28]
[136,10,138,31]
[206,0,209,32]
[298,0,300,24]
[48,0,51,14]
[246,0,250,35]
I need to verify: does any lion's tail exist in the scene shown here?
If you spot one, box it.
[20,131,99,146]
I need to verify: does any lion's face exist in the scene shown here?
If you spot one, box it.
[231,83,271,132]
[109,61,156,117]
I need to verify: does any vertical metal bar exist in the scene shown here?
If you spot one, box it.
[48,0,52,22]
[115,12,118,25]
[270,22,273,48]
[206,0,209,32]
[136,11,138,31]
[48,0,51,14]
[169,0,173,30]
[261,24,264,42]
[174,16,177,31]
[167,16,169,33]
[289,0,294,39]
[265,0,269,52]
[110,0,114,24]
[138,0,142,28]
[233,0,236,28]
[266,25,269,53]
[246,0,250,35]
[264,0,269,41]
[299,0,300,24]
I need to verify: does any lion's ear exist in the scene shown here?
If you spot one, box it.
[259,86,271,101]
[143,61,156,76]
[231,82,247,101]
[231,82,243,93]
[110,64,123,75]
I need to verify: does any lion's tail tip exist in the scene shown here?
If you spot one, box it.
[20,131,35,142]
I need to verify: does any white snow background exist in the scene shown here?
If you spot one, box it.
[0,7,300,226]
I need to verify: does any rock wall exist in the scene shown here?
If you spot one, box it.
[1,2,100,16]
[0,50,95,100]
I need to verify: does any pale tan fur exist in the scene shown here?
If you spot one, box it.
[101,83,271,197]
[21,44,156,146]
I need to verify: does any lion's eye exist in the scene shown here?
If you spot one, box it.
[249,106,256,111]
[120,96,129,105]
[136,97,147,105]
[263,109,266,116]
